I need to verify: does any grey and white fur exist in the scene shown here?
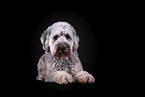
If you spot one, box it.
[36,22,95,84]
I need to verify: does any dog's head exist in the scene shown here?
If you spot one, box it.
[40,22,79,58]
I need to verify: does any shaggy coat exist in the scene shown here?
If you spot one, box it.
[36,22,95,84]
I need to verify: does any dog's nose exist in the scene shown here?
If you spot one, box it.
[59,46,66,53]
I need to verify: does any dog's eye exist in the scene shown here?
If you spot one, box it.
[53,35,59,40]
[65,34,71,40]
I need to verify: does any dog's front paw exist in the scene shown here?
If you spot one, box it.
[75,71,95,84]
[54,71,75,84]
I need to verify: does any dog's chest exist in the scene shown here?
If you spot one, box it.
[54,58,69,71]
[45,53,74,72]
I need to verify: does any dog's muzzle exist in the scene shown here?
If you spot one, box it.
[54,43,71,58]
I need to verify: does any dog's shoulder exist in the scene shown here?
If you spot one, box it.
[39,54,45,61]
[70,51,80,62]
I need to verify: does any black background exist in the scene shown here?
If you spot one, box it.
[7,2,132,96]
[25,7,118,95]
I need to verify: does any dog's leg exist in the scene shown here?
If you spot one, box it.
[36,54,45,81]
[75,71,95,83]
[70,57,95,83]
[45,71,75,84]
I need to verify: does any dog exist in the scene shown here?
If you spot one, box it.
[36,22,95,84]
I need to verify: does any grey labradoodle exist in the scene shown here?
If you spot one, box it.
[36,22,95,84]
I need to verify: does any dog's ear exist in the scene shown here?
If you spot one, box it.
[40,26,51,51]
[73,35,79,51]
[70,25,79,51]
